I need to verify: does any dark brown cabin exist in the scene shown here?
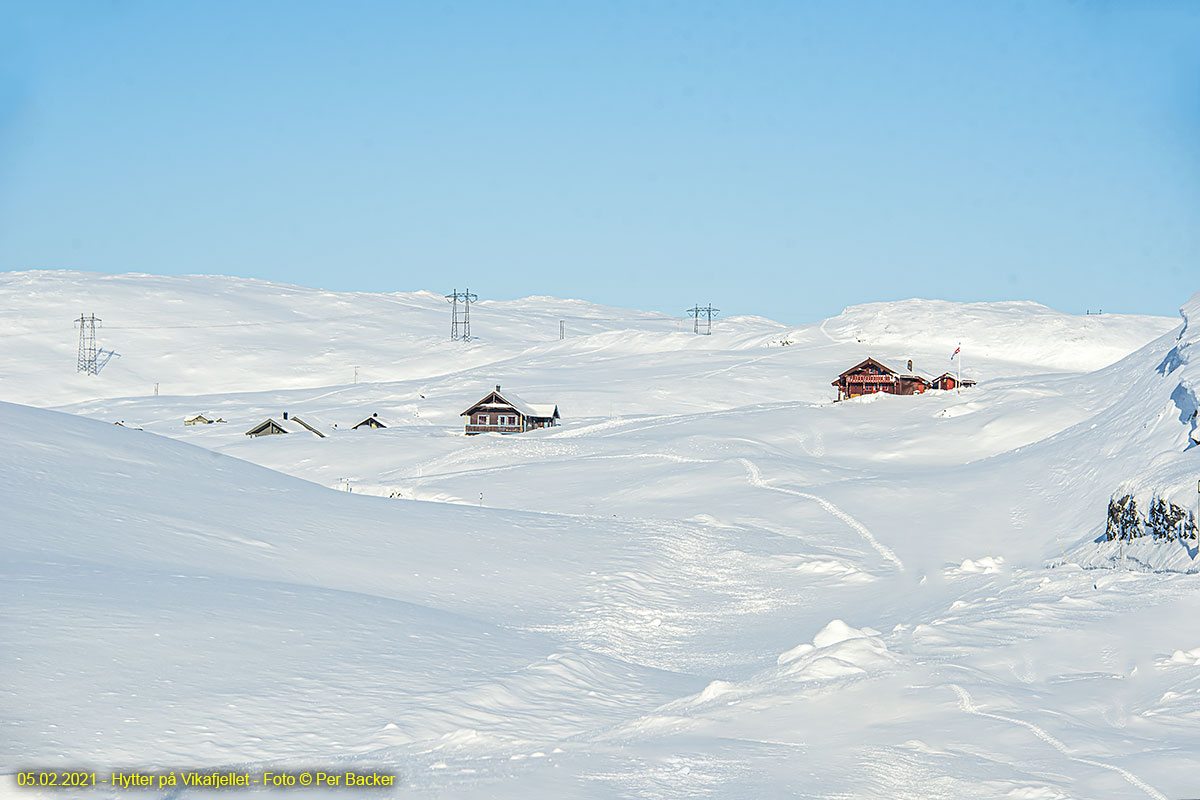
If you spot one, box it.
[832,358,930,401]
[461,385,560,435]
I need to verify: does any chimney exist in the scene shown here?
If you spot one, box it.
[495,384,501,392]
[283,411,288,420]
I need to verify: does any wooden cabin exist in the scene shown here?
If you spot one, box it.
[897,374,931,396]
[461,385,560,435]
[931,373,976,391]
[832,358,930,400]
[352,413,387,430]
[245,412,327,438]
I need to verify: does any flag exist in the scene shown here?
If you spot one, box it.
[951,345,961,361]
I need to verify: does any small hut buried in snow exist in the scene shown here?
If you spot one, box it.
[352,413,387,430]
[245,411,327,438]
[184,413,225,425]
[461,385,559,435]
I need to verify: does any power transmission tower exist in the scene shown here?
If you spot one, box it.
[445,288,478,341]
[75,313,102,374]
[686,303,719,335]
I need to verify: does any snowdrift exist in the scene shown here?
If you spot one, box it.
[4,272,1200,798]
[1066,292,1200,571]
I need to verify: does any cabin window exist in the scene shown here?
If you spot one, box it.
[478,414,489,425]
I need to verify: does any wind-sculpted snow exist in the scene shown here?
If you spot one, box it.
[4,274,1200,798]
[1066,292,1200,572]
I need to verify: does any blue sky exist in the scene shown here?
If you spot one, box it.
[1,1,1198,323]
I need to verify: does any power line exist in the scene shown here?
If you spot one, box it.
[686,303,719,335]
[445,288,478,341]
[74,313,101,374]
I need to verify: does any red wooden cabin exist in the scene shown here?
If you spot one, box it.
[930,373,977,391]
[832,358,930,401]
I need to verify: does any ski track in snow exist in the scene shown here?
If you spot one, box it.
[949,684,1167,800]
[737,457,904,571]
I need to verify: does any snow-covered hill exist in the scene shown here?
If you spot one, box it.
[3,271,1198,799]
[0,271,1174,409]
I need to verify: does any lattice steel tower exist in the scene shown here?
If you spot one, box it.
[445,289,478,341]
[686,303,719,335]
[75,313,102,374]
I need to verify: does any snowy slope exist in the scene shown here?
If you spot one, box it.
[1060,292,1200,571]
[3,272,1199,799]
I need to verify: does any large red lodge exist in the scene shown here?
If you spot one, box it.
[832,357,975,401]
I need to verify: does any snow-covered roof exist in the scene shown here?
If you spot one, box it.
[288,415,328,437]
[462,387,558,419]
[931,372,976,384]
[493,389,536,417]
[526,403,559,419]
[837,357,897,378]
[246,417,325,437]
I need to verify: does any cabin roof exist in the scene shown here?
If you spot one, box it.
[526,403,560,419]
[289,415,328,437]
[932,372,977,384]
[837,357,897,379]
[352,413,387,429]
[462,387,558,419]
[245,416,326,437]
[246,418,302,435]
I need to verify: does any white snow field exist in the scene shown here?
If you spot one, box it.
[3,270,1200,799]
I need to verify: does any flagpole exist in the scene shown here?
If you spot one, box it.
[957,342,962,395]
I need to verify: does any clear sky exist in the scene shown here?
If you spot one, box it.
[1,1,1198,324]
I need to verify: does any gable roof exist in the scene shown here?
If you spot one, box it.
[526,403,559,419]
[462,386,557,419]
[288,415,327,437]
[931,373,977,385]
[245,416,326,437]
[352,413,387,429]
[837,357,897,379]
